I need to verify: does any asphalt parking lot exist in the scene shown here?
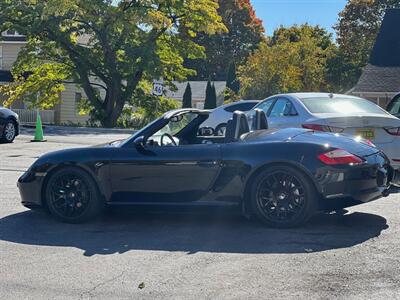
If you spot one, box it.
[1,128,400,299]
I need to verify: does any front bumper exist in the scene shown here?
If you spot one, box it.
[17,170,45,209]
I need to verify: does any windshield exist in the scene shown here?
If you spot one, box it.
[300,97,388,115]
[152,112,199,137]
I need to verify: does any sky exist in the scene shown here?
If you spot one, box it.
[251,0,348,37]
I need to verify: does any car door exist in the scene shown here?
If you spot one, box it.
[267,98,303,129]
[109,143,222,203]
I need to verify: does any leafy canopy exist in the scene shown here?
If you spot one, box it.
[186,0,264,80]
[239,24,336,99]
[0,0,226,127]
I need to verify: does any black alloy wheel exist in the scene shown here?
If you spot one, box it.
[250,165,317,228]
[45,167,104,223]
[1,120,16,143]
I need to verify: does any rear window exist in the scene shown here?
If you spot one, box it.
[300,97,387,114]
[224,102,257,113]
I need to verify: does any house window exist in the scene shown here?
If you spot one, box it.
[2,30,24,37]
[0,46,2,69]
[75,92,82,114]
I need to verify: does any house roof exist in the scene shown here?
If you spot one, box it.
[353,9,400,93]
[0,35,27,42]
[353,64,400,93]
[165,81,226,101]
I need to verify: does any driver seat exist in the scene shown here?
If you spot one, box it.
[225,111,250,143]
[253,108,269,130]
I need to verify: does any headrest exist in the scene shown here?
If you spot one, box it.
[225,110,250,142]
[253,108,268,130]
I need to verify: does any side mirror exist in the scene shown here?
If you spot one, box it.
[133,136,146,150]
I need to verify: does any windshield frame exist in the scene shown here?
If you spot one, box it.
[120,109,210,148]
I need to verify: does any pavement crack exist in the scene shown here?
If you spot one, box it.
[80,270,127,299]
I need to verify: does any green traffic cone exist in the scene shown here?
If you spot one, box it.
[31,111,46,142]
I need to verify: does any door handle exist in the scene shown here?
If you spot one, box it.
[197,161,218,167]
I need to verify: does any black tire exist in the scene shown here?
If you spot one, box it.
[215,123,227,136]
[45,167,104,223]
[250,165,318,228]
[1,120,17,143]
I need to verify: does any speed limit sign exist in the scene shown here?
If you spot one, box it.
[152,81,164,96]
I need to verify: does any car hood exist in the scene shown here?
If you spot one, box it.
[92,139,126,148]
[0,107,18,119]
[244,128,380,157]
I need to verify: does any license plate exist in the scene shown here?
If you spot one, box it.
[356,128,375,139]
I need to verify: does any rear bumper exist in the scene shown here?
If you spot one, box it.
[376,141,400,169]
[17,170,44,208]
[317,151,395,210]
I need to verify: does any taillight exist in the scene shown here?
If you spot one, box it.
[384,127,400,136]
[364,139,376,147]
[302,124,344,133]
[318,149,364,165]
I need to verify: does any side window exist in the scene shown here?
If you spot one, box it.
[388,96,400,115]
[269,99,297,117]
[256,100,274,116]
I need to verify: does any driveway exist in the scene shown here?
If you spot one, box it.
[1,130,400,299]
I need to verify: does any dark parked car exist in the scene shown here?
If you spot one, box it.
[387,93,400,118]
[18,109,399,227]
[0,106,19,143]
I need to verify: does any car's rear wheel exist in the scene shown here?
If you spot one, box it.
[1,120,17,143]
[45,167,104,223]
[250,165,317,228]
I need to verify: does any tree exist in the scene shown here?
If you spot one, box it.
[239,25,336,99]
[204,80,217,109]
[226,61,240,94]
[0,0,226,127]
[182,82,192,108]
[224,60,240,102]
[334,0,400,89]
[185,0,265,80]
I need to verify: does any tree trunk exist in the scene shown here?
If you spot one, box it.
[99,83,125,128]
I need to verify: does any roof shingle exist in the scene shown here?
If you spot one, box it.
[353,9,400,93]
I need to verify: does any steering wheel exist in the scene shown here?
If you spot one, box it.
[160,133,177,146]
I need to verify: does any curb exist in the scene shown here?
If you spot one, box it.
[21,124,136,134]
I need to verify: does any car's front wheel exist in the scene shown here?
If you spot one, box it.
[250,165,318,228]
[1,120,17,143]
[45,167,104,223]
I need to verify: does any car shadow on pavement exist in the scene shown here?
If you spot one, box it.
[0,208,388,257]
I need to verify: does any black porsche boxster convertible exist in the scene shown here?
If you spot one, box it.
[18,109,400,227]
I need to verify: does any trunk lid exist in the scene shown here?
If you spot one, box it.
[244,128,379,157]
[291,130,380,157]
[309,113,400,144]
